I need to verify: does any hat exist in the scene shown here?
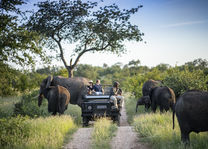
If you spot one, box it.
[89,80,93,83]
[113,81,120,87]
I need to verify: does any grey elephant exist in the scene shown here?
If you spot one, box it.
[149,86,175,113]
[142,79,162,96]
[173,90,208,144]
[38,76,89,107]
[135,96,151,112]
[136,79,162,112]
[38,85,70,115]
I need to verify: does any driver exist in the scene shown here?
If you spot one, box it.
[110,81,124,109]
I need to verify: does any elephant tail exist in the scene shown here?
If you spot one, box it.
[172,104,175,130]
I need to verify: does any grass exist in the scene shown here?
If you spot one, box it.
[133,111,208,149]
[124,93,148,124]
[64,104,82,125]
[0,96,21,118]
[125,95,208,149]
[0,115,77,149]
[92,118,118,149]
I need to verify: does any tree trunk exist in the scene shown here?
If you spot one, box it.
[66,66,74,78]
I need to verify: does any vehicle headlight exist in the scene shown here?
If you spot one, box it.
[88,105,92,110]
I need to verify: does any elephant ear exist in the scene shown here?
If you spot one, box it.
[46,76,53,88]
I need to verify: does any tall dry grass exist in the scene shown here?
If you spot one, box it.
[133,112,208,149]
[0,115,77,149]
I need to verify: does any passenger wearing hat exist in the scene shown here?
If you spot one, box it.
[110,81,124,109]
[87,80,94,94]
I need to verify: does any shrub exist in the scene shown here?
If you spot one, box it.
[0,116,30,147]
[13,90,49,117]
[163,67,207,97]
[0,96,21,118]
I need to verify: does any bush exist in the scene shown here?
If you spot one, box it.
[163,67,207,97]
[0,116,30,147]
[0,96,21,118]
[14,90,49,117]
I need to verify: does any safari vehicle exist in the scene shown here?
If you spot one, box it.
[81,86,121,127]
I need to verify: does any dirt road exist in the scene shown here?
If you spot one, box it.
[64,102,150,149]
[110,105,150,149]
[64,127,93,149]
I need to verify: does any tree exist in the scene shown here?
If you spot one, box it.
[26,0,143,77]
[0,0,46,67]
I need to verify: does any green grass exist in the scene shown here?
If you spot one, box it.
[0,115,77,149]
[0,96,21,118]
[133,112,208,149]
[92,118,117,149]
[124,93,148,124]
[64,104,82,125]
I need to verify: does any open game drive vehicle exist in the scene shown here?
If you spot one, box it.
[81,88,121,127]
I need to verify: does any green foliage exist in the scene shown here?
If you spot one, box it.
[26,0,143,77]
[0,116,30,147]
[0,96,21,118]
[0,0,47,67]
[133,112,208,149]
[163,67,207,97]
[92,118,117,149]
[14,90,49,117]
[0,115,77,149]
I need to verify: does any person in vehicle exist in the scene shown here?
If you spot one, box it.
[93,79,104,94]
[110,81,124,109]
[87,80,94,95]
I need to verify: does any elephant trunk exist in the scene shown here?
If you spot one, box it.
[38,94,44,107]
[136,99,142,113]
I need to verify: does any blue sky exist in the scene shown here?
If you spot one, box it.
[23,0,208,67]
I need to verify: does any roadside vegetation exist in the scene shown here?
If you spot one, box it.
[92,118,117,149]
[133,112,208,149]
[0,115,77,149]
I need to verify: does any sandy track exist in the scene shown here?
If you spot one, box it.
[64,128,93,149]
[110,104,150,149]
[65,102,150,149]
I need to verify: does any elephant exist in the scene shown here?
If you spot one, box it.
[136,79,162,112]
[135,96,151,112]
[142,79,162,96]
[173,90,208,144]
[149,86,175,113]
[38,85,70,115]
[38,76,89,107]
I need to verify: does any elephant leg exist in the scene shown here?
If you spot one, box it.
[181,131,190,145]
[160,106,164,113]
[52,111,57,115]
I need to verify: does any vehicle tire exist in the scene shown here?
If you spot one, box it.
[82,116,89,127]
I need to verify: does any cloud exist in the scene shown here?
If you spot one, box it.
[161,20,208,28]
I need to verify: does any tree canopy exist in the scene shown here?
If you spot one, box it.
[0,0,46,67]
[26,0,143,77]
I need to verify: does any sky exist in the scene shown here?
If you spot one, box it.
[22,0,208,68]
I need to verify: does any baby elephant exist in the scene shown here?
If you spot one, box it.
[150,86,176,113]
[38,85,70,115]
[136,96,151,112]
